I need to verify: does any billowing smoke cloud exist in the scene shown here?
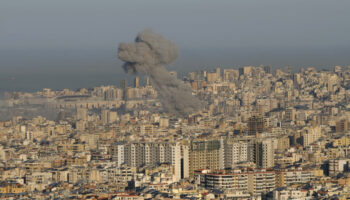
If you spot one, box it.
[118,29,201,116]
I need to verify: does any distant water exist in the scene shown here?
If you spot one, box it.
[0,48,133,94]
[1,46,349,94]
[0,68,131,94]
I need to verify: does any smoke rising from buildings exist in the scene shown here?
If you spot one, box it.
[118,29,202,116]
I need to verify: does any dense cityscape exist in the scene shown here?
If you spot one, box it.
[1,65,350,199]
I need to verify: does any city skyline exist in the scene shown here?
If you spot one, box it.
[2,65,350,199]
[1,1,350,199]
[1,0,350,93]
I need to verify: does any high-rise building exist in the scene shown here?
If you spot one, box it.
[207,72,217,83]
[123,142,184,181]
[120,79,128,89]
[201,70,207,79]
[277,136,290,151]
[284,107,295,122]
[223,69,239,82]
[239,66,252,76]
[109,142,126,167]
[125,88,141,99]
[134,76,140,88]
[188,140,224,176]
[101,109,109,125]
[181,145,189,179]
[101,109,118,125]
[328,159,348,176]
[255,139,274,168]
[145,76,150,86]
[171,144,182,181]
[216,67,221,81]
[77,108,88,121]
[264,65,272,74]
[247,115,266,135]
[302,126,321,146]
[224,139,251,169]
[104,87,123,101]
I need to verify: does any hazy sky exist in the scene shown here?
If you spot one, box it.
[1,0,350,92]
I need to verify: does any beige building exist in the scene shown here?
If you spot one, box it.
[188,140,224,176]
[255,139,274,169]
[195,168,275,195]
[302,126,321,146]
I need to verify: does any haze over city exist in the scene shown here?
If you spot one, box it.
[1,0,350,93]
[1,1,350,199]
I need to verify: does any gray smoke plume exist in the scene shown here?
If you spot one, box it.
[118,29,201,116]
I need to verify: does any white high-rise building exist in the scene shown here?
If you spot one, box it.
[171,143,181,181]
[224,139,250,168]
[123,142,187,181]
[117,145,125,167]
